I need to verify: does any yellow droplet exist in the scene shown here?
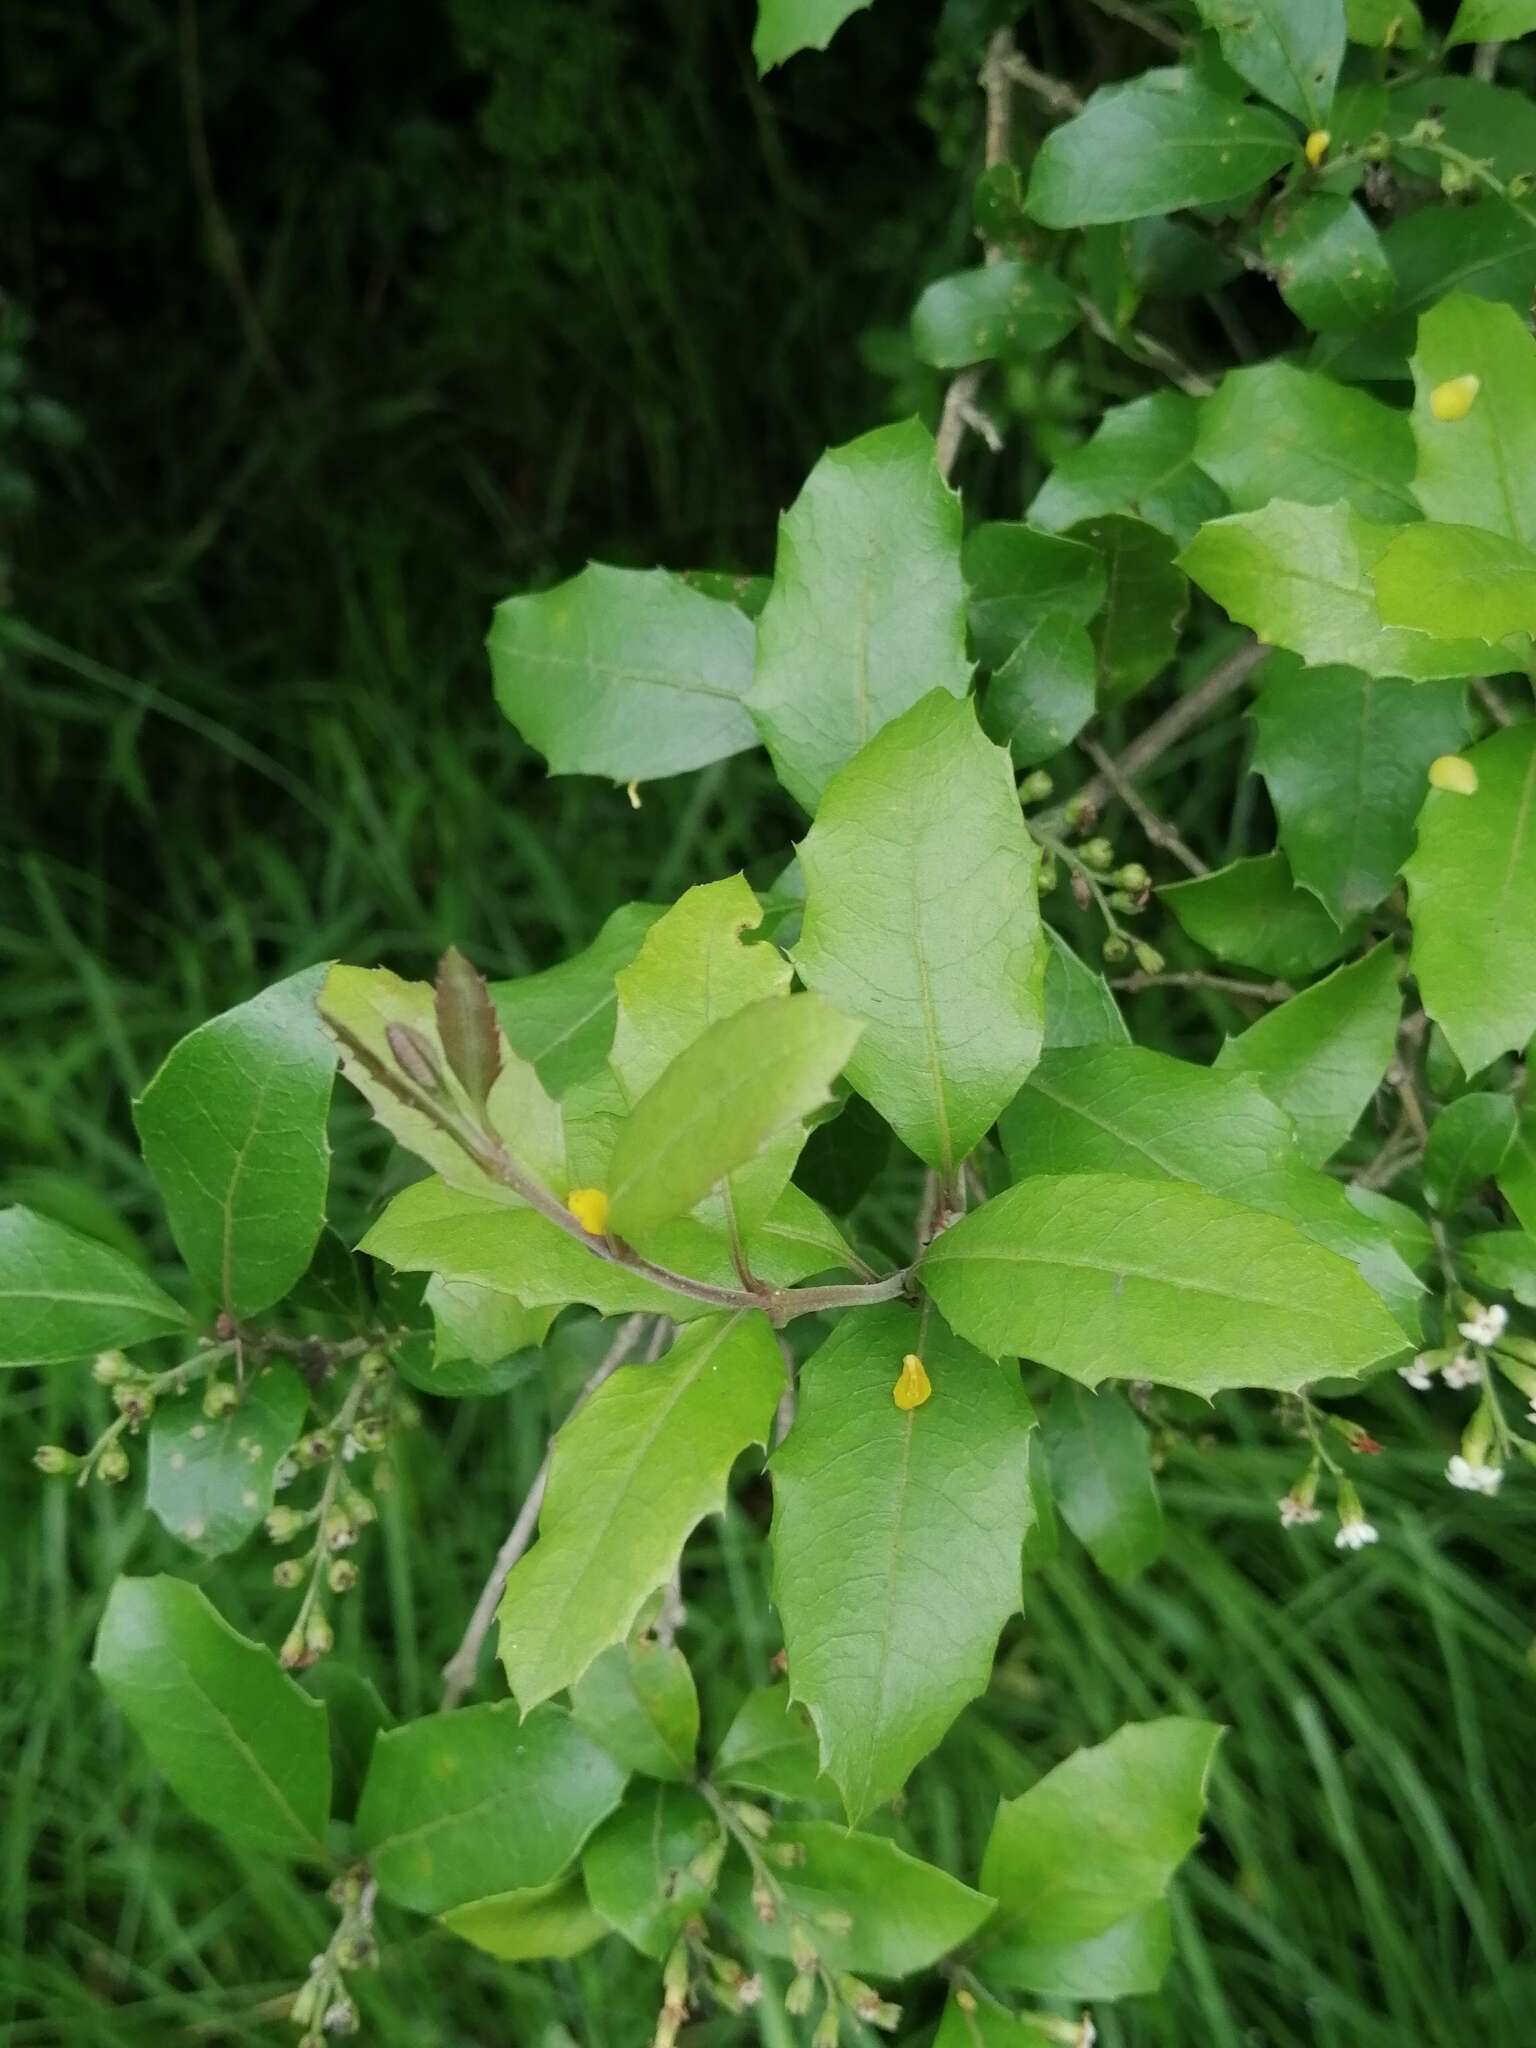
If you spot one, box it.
[893,1353,932,1411]
[1428,754,1478,796]
[1430,374,1480,423]
[566,1186,611,1235]
[1304,128,1331,169]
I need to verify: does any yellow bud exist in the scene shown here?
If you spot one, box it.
[1304,128,1331,169]
[1429,374,1480,423]
[1428,754,1478,796]
[893,1353,932,1411]
[566,1186,611,1235]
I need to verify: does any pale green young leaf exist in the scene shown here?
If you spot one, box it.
[93,1575,330,1861]
[1251,657,1472,922]
[772,1304,1035,1822]
[1194,365,1416,521]
[146,1363,308,1559]
[1423,1093,1518,1214]
[1026,70,1295,228]
[583,1784,721,1957]
[794,693,1044,1174]
[606,993,858,1242]
[753,0,872,70]
[487,565,756,786]
[964,522,1106,669]
[1404,724,1536,1075]
[1042,1386,1164,1583]
[1461,1231,1536,1308]
[498,1312,782,1708]
[1181,502,1494,679]
[1028,391,1224,546]
[1410,294,1536,546]
[132,966,336,1319]
[748,418,971,812]
[0,1206,188,1367]
[440,1877,607,1963]
[1043,931,1131,1049]
[1261,193,1395,334]
[423,1278,554,1379]
[356,1701,626,1914]
[1071,513,1187,704]
[321,964,565,1198]
[490,902,664,1096]
[977,1902,1174,2003]
[980,1719,1220,1946]
[1193,0,1345,124]
[1161,850,1358,980]
[920,1172,1406,1394]
[571,1638,700,1782]
[1216,941,1402,1164]
[981,613,1097,767]
[1500,1108,1536,1235]
[912,260,1080,368]
[1372,522,1536,644]
[719,1822,995,1976]
[1447,0,1536,47]
[713,1684,826,1800]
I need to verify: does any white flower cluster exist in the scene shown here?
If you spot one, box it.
[1459,1303,1508,1348]
[1278,1494,1321,1528]
[1334,1518,1378,1552]
[1446,1453,1503,1496]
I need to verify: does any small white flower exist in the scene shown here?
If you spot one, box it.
[1446,1453,1503,1495]
[274,1457,298,1491]
[1399,1356,1436,1391]
[342,1432,361,1462]
[1077,2018,1097,2048]
[1335,1518,1379,1551]
[1278,1495,1322,1528]
[1442,1350,1484,1390]
[1458,1304,1508,1347]
[737,1976,762,2009]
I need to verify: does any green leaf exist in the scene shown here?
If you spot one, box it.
[920,1172,1406,1395]
[1500,1108,1536,1235]
[794,693,1045,1174]
[1346,0,1422,44]
[1461,1230,1536,1308]
[1447,0,1536,45]
[93,1575,329,1861]
[1181,501,1495,679]
[753,0,872,69]
[422,1278,555,1388]
[498,1312,782,1708]
[1194,364,1416,521]
[145,1363,308,1559]
[322,964,565,1199]
[1026,70,1295,228]
[771,1303,1035,1822]
[1381,199,1536,337]
[1042,1386,1164,1583]
[974,1903,1174,2004]
[1410,296,1536,550]
[1216,941,1401,1164]
[357,1701,626,1915]
[1261,194,1395,334]
[1404,724,1536,1075]
[1193,0,1344,124]
[981,614,1097,766]
[440,1876,607,1963]
[571,1638,700,1782]
[749,418,971,812]
[1161,850,1358,979]
[1424,1093,1518,1214]
[912,260,1080,368]
[1071,514,1188,705]
[1028,391,1225,546]
[1044,930,1131,1050]
[1373,522,1536,644]
[487,565,757,786]
[132,967,336,1319]
[979,1719,1220,1948]
[302,1662,393,1822]
[720,1822,995,1976]
[490,902,664,1097]
[0,1206,187,1367]
[1001,1043,1424,1335]
[1389,77,1536,187]
[964,522,1107,669]
[606,993,859,1242]
[1250,656,1473,922]
[713,1684,826,1800]
[583,1783,721,1957]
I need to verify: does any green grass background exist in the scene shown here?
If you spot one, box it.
[4,1,1535,2040]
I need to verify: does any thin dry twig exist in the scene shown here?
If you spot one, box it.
[936,28,1017,484]
[1079,736,1208,875]
[1112,969,1294,1004]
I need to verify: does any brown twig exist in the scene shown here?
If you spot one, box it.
[1079,737,1208,875]
[936,27,1018,484]
[1112,970,1293,1004]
